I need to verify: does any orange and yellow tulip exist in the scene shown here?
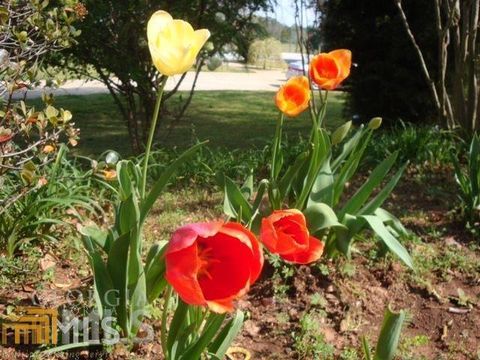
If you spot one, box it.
[309,49,352,90]
[275,76,311,117]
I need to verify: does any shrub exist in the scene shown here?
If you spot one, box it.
[248,37,284,69]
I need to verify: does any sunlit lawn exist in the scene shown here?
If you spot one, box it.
[41,90,347,156]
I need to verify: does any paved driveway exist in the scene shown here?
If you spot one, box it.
[11,69,286,99]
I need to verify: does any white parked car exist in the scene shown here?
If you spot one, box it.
[285,60,309,80]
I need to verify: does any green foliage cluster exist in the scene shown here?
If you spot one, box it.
[59,0,272,152]
[364,121,458,166]
[452,134,480,226]
[0,146,109,257]
[0,0,82,216]
[319,0,436,123]
[248,37,284,69]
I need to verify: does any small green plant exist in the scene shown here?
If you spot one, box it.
[340,347,360,360]
[452,134,480,226]
[398,334,429,360]
[294,310,335,359]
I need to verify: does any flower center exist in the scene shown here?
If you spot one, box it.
[197,244,220,280]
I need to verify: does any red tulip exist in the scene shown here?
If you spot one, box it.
[165,221,263,313]
[260,209,324,264]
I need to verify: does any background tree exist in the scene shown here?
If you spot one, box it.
[315,0,437,124]
[58,0,272,153]
[395,0,479,133]
[248,37,283,69]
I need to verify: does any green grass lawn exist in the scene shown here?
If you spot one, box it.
[45,91,347,156]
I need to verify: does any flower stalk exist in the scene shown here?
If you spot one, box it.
[141,76,168,198]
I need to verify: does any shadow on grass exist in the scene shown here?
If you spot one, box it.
[34,90,347,157]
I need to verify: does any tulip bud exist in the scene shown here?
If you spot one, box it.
[368,117,382,130]
[331,120,352,145]
[105,151,120,167]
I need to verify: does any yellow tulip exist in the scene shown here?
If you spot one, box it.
[147,10,210,76]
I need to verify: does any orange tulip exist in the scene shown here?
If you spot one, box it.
[165,221,264,313]
[275,76,311,117]
[309,49,352,90]
[260,209,324,264]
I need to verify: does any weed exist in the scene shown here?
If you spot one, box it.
[293,310,335,359]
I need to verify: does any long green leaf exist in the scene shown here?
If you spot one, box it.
[223,176,253,222]
[362,215,413,269]
[145,243,168,303]
[340,152,398,218]
[304,203,346,234]
[359,162,407,216]
[106,232,131,334]
[307,155,334,208]
[179,312,226,360]
[167,299,190,354]
[141,142,204,223]
[373,307,406,360]
[208,311,245,359]
[331,125,365,170]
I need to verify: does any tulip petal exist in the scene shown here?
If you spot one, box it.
[281,236,325,264]
[165,221,263,313]
[167,221,223,254]
[197,233,252,301]
[192,29,211,54]
[309,50,352,90]
[223,222,263,283]
[206,298,235,314]
[165,243,205,305]
[147,10,173,46]
[275,76,310,117]
[329,49,352,79]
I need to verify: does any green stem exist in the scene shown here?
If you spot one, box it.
[141,76,168,198]
[317,91,329,128]
[271,113,284,181]
[161,285,173,358]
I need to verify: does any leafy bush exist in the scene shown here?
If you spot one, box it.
[248,37,284,69]
[0,146,108,257]
[0,0,82,174]
[364,121,457,166]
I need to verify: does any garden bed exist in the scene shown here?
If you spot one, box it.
[1,164,478,360]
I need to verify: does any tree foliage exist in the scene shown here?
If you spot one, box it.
[58,0,272,153]
[317,0,437,124]
[248,37,283,69]
[0,0,81,179]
